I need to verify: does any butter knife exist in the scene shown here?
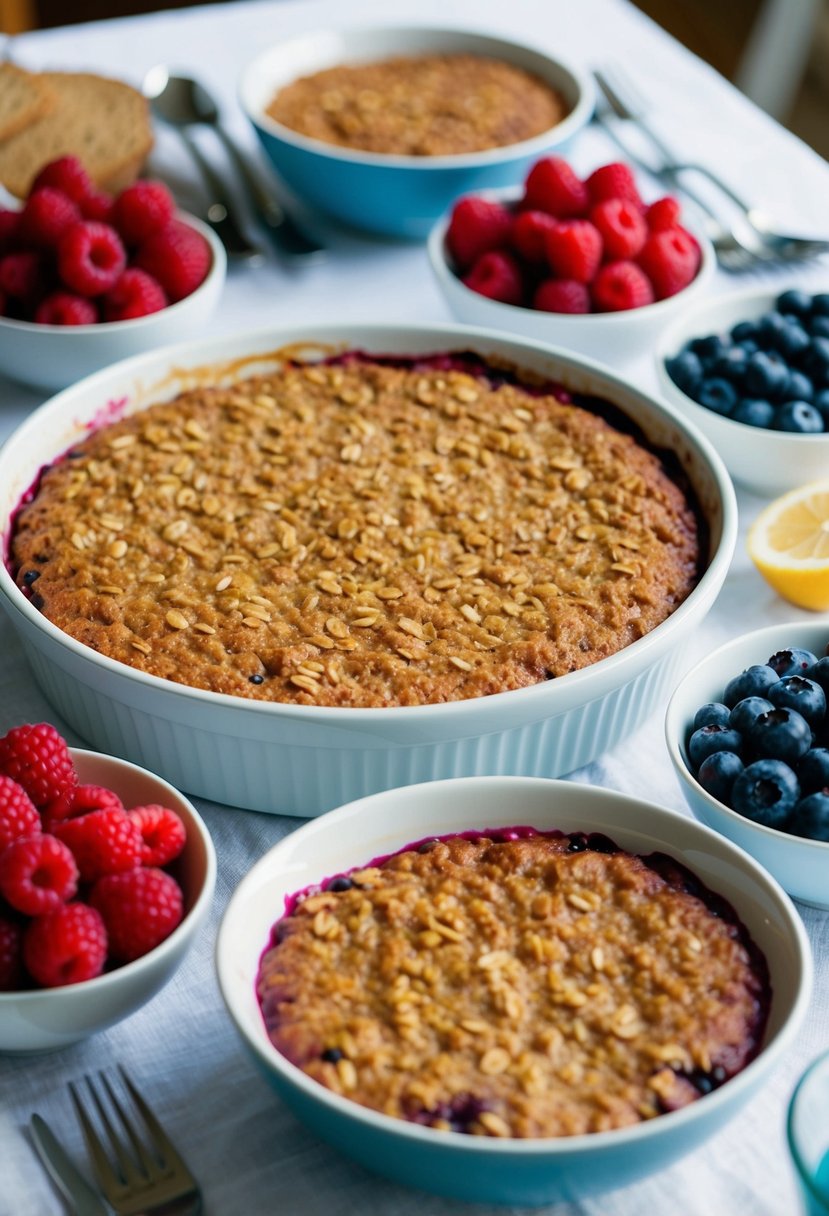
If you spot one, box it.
[30,1114,108,1216]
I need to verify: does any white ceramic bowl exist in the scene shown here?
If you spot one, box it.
[0,213,226,393]
[0,322,736,817]
[0,746,216,1052]
[239,25,593,238]
[427,187,716,366]
[656,287,829,497]
[216,775,812,1206]
[665,621,829,908]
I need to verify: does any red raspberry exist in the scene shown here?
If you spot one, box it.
[135,220,211,303]
[128,804,186,867]
[532,278,591,314]
[79,190,115,223]
[591,260,655,312]
[53,808,141,882]
[57,221,127,297]
[0,250,45,301]
[510,209,559,263]
[637,225,700,299]
[0,208,20,253]
[31,155,93,203]
[523,156,588,218]
[585,161,643,208]
[23,902,107,987]
[0,775,41,852]
[20,187,81,248]
[0,722,78,810]
[34,292,98,326]
[0,913,23,990]
[91,867,183,962]
[103,268,167,322]
[0,834,79,915]
[590,197,647,260]
[462,250,524,305]
[445,196,512,272]
[112,180,176,245]
[67,784,125,817]
[544,219,603,283]
[646,196,683,231]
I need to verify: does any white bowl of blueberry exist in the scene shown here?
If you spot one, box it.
[656,287,829,497]
[665,622,829,908]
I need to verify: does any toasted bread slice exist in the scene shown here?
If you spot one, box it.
[0,71,154,199]
[0,62,55,142]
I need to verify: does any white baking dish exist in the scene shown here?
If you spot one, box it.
[0,323,736,815]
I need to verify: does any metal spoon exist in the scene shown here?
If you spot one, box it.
[144,67,324,261]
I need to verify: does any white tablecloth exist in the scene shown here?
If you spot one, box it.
[1,2,828,1212]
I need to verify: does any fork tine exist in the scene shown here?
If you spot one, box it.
[69,1077,128,1197]
[117,1066,190,1176]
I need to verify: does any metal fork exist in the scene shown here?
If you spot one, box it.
[69,1068,202,1216]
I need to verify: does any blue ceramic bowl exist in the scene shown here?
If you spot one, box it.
[238,25,593,239]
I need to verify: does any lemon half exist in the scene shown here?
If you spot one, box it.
[747,479,829,612]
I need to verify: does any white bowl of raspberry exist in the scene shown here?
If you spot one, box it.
[0,726,216,1052]
[0,159,226,393]
[427,157,715,367]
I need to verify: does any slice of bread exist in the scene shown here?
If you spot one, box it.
[0,71,154,199]
[0,62,55,142]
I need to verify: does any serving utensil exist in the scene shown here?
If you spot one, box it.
[144,67,324,261]
[30,1115,109,1216]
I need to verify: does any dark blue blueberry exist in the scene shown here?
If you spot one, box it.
[776,289,814,317]
[757,310,789,349]
[767,675,826,727]
[723,664,779,706]
[774,400,824,433]
[695,377,738,416]
[321,1047,343,1062]
[688,725,743,769]
[326,876,354,892]
[768,648,818,677]
[744,350,790,399]
[812,293,829,317]
[788,790,829,841]
[801,335,829,380]
[748,707,812,763]
[711,346,749,383]
[729,696,774,734]
[731,758,800,828]
[21,569,40,586]
[737,337,760,356]
[777,324,811,361]
[809,316,829,341]
[248,673,265,684]
[689,333,728,360]
[697,750,745,804]
[731,397,774,428]
[665,349,703,396]
[806,656,829,696]
[814,388,829,425]
[731,319,759,344]
[693,701,731,729]
[798,748,829,794]
[782,370,814,403]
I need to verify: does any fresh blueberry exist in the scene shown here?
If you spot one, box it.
[812,293,829,317]
[693,702,732,729]
[697,750,745,803]
[815,389,829,425]
[737,337,760,356]
[694,377,738,416]
[774,400,824,433]
[777,324,811,361]
[744,350,790,399]
[711,346,749,383]
[731,398,775,428]
[748,707,812,763]
[768,648,818,677]
[776,289,814,317]
[798,748,829,794]
[731,758,800,828]
[666,349,704,396]
[809,316,829,341]
[806,656,829,696]
[788,790,829,841]
[729,696,774,734]
[731,319,759,344]
[688,724,743,769]
[689,333,728,360]
[723,664,779,706]
[757,310,789,350]
[782,370,814,403]
[801,335,829,381]
[767,675,826,727]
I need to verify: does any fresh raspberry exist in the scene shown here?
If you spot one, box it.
[67,784,125,817]
[637,225,701,299]
[532,278,591,314]
[23,902,108,987]
[523,156,589,217]
[544,219,603,283]
[585,161,643,208]
[0,913,23,990]
[91,867,183,962]
[462,250,524,305]
[0,722,77,810]
[0,775,41,852]
[0,250,45,301]
[34,291,98,326]
[590,197,647,260]
[445,196,512,272]
[591,260,655,312]
[646,195,683,231]
[53,807,141,882]
[135,220,211,303]
[103,268,167,322]
[19,187,81,248]
[510,209,559,263]
[0,208,20,253]
[79,190,115,223]
[112,180,176,246]
[0,834,79,915]
[128,804,186,867]
[31,155,93,203]
[57,221,127,297]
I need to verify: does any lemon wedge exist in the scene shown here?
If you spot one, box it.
[747,479,829,611]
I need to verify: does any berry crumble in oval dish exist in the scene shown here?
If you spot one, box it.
[257,828,770,1138]
[9,352,702,710]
